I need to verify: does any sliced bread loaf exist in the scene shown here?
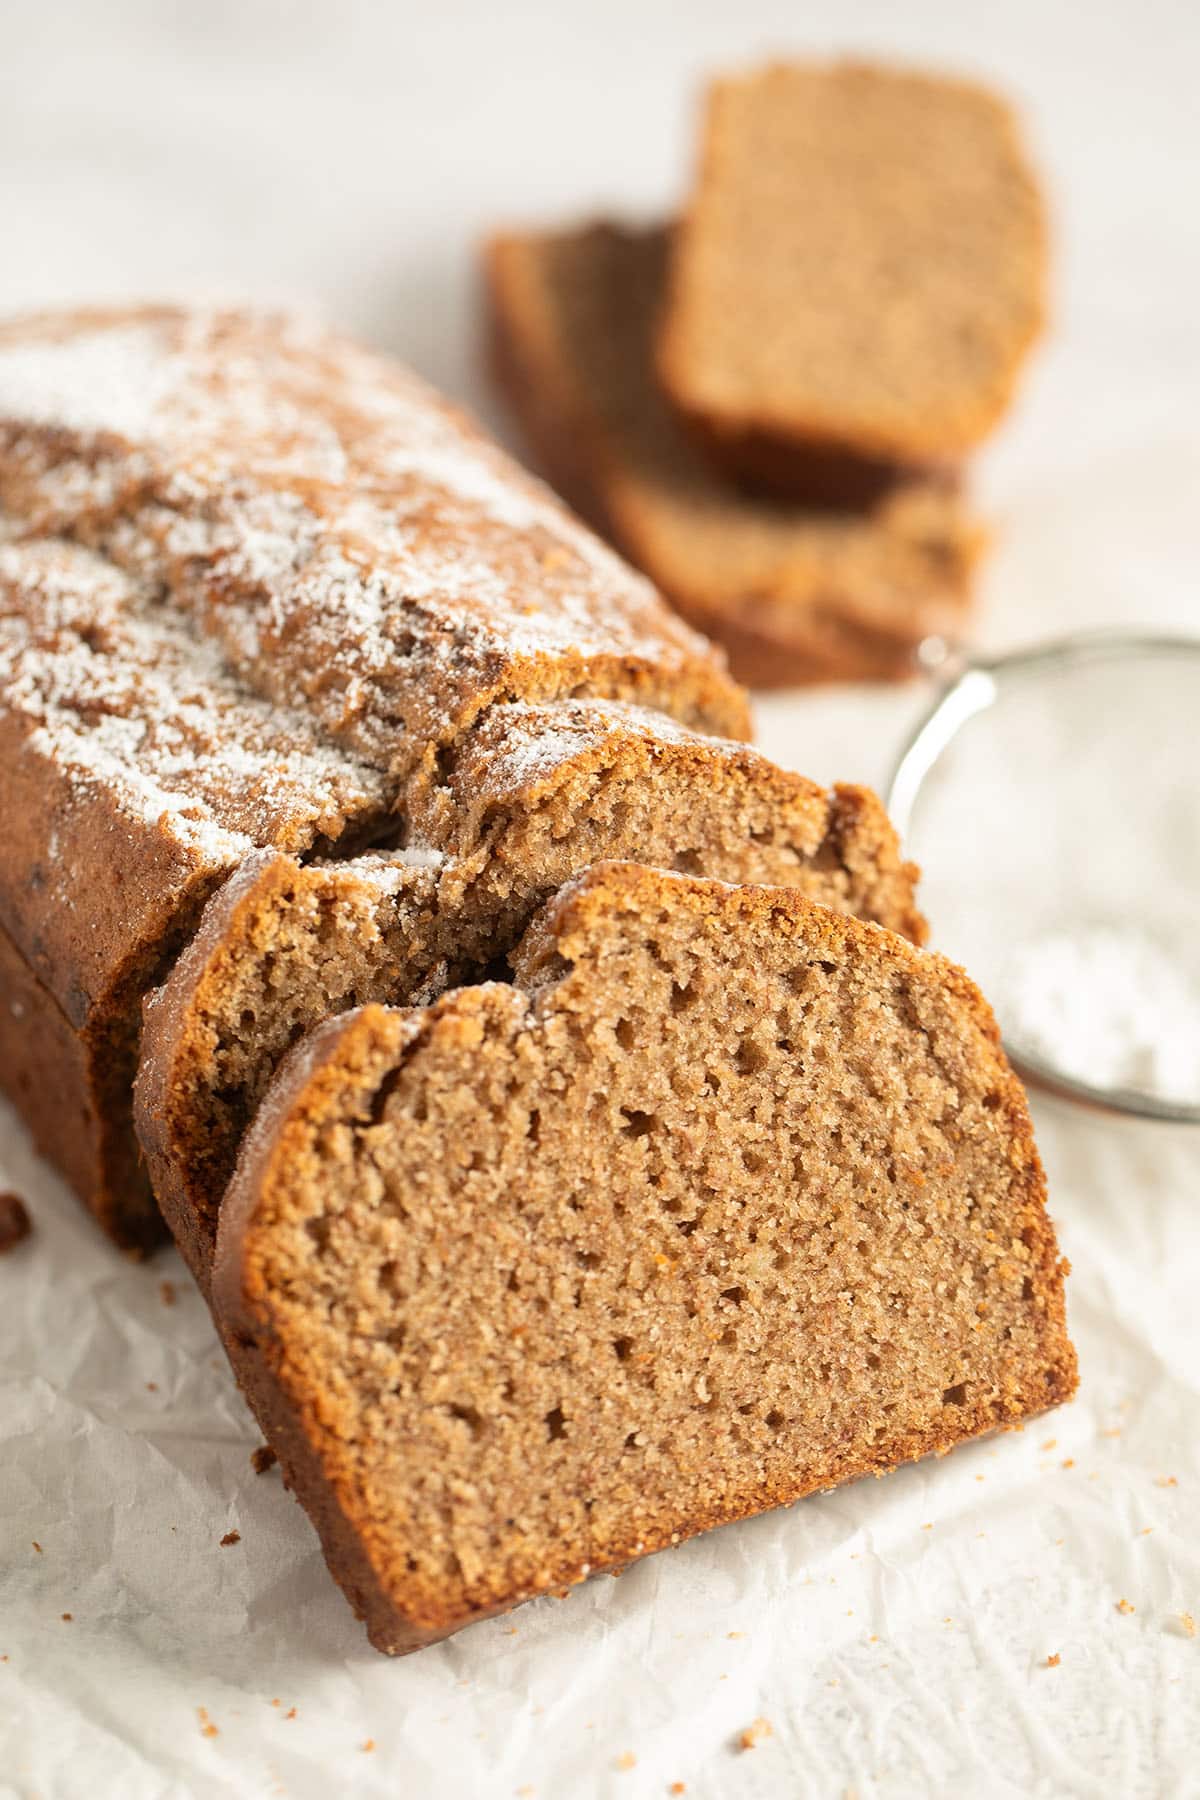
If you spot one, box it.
[136,700,923,1290]
[213,862,1076,1654]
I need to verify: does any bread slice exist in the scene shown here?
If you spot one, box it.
[136,698,923,1291]
[657,61,1047,485]
[213,862,1076,1655]
[484,223,983,687]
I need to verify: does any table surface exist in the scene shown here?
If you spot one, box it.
[0,3,1197,1795]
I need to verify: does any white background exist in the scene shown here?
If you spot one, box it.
[0,2,1198,1795]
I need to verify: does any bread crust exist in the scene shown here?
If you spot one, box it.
[0,919,159,1249]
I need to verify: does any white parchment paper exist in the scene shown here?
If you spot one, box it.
[1,1,1197,1792]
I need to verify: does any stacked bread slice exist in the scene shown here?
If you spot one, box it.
[0,306,1074,1654]
[485,60,1047,685]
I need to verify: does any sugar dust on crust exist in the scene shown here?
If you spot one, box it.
[0,305,749,767]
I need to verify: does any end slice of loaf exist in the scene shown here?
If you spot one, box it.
[213,862,1076,1655]
[136,699,923,1291]
[484,223,984,688]
[657,60,1047,482]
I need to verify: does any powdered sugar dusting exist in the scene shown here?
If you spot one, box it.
[1002,925,1200,1103]
[0,307,739,776]
[0,531,390,863]
[0,322,179,442]
[455,697,757,800]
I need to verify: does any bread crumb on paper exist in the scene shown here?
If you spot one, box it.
[669,1785,687,1795]
[0,1192,32,1254]
[737,1717,773,1751]
[1156,1476,1178,1488]
[1176,1612,1196,1638]
[251,1445,278,1474]
[1044,1653,1061,1668]
[220,1530,241,1547]
[361,1739,375,1753]
[285,1708,297,1720]
[615,1751,637,1771]
[159,1279,177,1306]
[60,1613,72,1622]
[31,1542,42,1554]
[197,1707,218,1739]
[1116,1598,1136,1616]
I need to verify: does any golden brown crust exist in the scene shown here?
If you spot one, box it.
[0,305,749,760]
[136,852,305,1283]
[657,60,1048,475]
[0,919,159,1250]
[214,864,1075,1655]
[483,222,984,689]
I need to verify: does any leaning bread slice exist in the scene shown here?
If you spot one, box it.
[657,60,1047,485]
[484,223,982,688]
[213,862,1076,1655]
[136,699,923,1292]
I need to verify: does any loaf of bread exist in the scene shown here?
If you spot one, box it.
[484,223,983,687]
[136,705,923,1292]
[212,862,1076,1654]
[0,308,1075,1662]
[0,308,745,764]
[0,307,747,1245]
[657,61,1047,492]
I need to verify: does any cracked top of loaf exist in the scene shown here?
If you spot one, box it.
[0,306,748,776]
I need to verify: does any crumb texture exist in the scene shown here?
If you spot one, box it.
[217,864,1075,1653]
[136,703,923,1288]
